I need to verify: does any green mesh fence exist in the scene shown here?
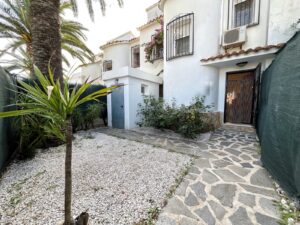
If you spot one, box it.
[257,32,300,198]
[0,68,16,171]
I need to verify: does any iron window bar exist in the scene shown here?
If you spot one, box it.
[166,13,194,61]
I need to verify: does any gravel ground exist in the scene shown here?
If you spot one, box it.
[0,131,191,225]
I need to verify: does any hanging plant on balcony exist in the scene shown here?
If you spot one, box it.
[144,18,164,63]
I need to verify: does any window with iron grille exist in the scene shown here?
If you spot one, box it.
[103,60,112,72]
[166,13,194,61]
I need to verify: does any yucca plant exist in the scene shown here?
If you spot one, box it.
[0,66,120,225]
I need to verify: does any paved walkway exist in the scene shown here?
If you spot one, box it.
[97,126,280,225]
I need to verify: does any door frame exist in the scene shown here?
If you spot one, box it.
[111,84,125,129]
[224,69,257,124]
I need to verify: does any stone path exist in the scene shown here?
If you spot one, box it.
[97,125,280,225]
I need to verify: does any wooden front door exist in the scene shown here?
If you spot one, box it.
[225,71,255,124]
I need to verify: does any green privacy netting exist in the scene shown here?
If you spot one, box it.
[0,68,16,171]
[257,32,300,198]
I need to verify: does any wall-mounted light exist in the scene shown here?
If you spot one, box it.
[236,61,248,67]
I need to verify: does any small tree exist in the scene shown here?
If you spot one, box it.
[0,66,120,225]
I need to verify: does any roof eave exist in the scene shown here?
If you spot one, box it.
[200,49,279,68]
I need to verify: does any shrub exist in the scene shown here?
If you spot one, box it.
[137,96,212,138]
[72,103,105,131]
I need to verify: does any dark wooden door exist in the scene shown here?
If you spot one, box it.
[225,72,255,124]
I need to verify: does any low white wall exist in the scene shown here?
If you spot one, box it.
[104,69,161,129]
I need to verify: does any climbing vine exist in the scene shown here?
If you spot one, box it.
[144,18,164,63]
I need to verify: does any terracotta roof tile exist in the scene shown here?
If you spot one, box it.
[100,40,129,49]
[201,43,285,62]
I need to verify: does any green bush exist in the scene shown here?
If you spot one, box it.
[72,103,105,131]
[137,96,212,138]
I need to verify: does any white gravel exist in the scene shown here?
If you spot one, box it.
[0,131,191,225]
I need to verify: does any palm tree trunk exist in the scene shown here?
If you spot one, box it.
[65,119,73,225]
[30,0,63,83]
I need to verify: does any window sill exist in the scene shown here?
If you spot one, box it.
[232,22,259,29]
[166,52,193,61]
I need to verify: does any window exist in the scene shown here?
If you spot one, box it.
[131,45,140,68]
[166,13,194,60]
[103,60,112,72]
[175,36,190,56]
[141,84,148,95]
[234,0,254,27]
[230,0,259,28]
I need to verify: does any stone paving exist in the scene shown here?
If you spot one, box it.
[97,125,280,225]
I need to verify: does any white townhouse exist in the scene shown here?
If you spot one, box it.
[159,0,300,125]
[101,3,164,129]
[100,0,300,129]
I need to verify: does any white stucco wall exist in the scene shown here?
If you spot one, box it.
[105,75,160,129]
[222,0,270,50]
[139,24,164,75]
[268,0,300,45]
[146,3,163,22]
[81,61,103,84]
[162,0,221,108]
[102,44,131,73]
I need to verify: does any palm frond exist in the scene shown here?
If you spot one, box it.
[0,0,94,74]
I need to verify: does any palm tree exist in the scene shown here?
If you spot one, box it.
[30,0,123,80]
[0,0,95,76]
[29,1,123,224]
[0,67,120,225]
